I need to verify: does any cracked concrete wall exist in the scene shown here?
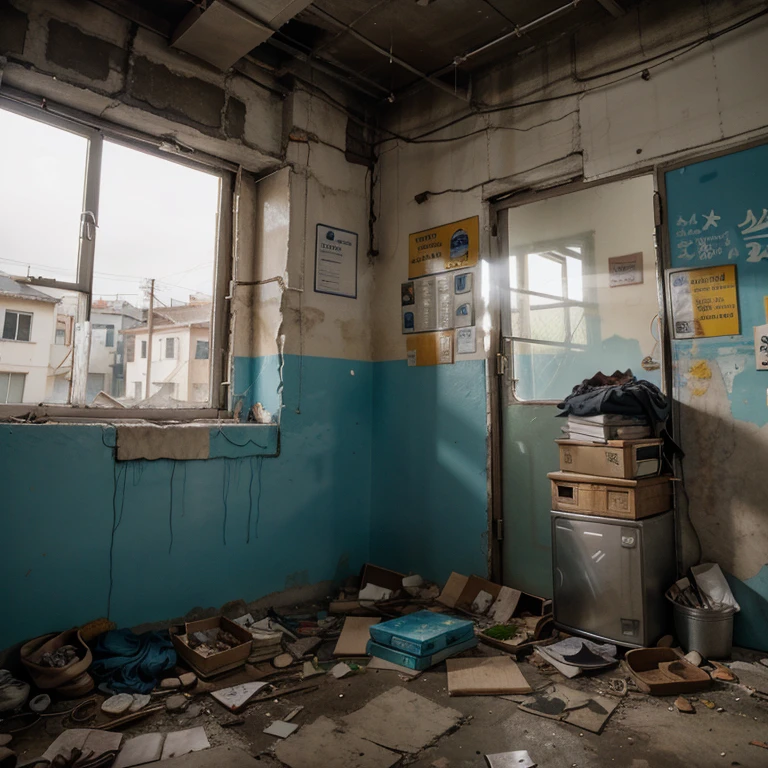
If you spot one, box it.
[0,0,282,172]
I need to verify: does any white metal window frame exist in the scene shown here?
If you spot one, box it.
[0,89,235,421]
[2,309,34,342]
[0,371,27,404]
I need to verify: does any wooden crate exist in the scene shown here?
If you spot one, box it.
[547,471,672,520]
[556,439,663,479]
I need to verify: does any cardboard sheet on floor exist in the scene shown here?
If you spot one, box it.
[455,575,502,615]
[43,729,123,763]
[534,647,581,678]
[113,733,164,768]
[275,716,400,768]
[446,656,532,696]
[334,617,381,657]
[342,686,463,753]
[518,684,619,734]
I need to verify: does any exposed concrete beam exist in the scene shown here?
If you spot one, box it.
[595,0,626,18]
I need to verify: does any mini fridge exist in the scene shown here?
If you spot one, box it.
[551,509,676,648]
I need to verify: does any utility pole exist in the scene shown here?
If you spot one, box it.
[145,278,155,400]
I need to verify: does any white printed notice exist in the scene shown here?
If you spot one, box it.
[314,224,358,298]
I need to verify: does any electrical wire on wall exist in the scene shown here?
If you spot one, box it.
[222,460,231,545]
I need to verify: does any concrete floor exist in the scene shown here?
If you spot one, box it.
[7,646,768,768]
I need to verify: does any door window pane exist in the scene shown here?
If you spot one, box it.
[0,109,88,283]
[2,312,17,340]
[0,372,26,403]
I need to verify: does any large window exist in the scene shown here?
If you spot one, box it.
[2,310,33,342]
[0,99,230,412]
[0,372,26,403]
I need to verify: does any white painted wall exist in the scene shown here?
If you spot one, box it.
[0,297,56,402]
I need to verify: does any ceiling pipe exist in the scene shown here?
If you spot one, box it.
[453,0,582,66]
[265,37,390,99]
[309,5,470,102]
[391,0,582,102]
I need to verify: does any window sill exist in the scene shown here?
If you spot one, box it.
[0,413,279,461]
[0,339,34,344]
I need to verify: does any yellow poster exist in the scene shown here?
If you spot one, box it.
[669,264,739,339]
[408,216,479,278]
[406,331,454,366]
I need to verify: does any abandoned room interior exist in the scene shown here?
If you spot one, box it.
[1,0,768,765]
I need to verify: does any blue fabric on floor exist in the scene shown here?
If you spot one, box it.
[90,629,176,693]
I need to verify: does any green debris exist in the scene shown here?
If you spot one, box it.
[483,623,519,641]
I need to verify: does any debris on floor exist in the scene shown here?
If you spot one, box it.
[341,686,463,753]
[446,656,532,696]
[485,750,537,768]
[2,563,766,768]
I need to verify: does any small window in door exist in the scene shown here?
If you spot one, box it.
[165,337,177,359]
[140,340,147,359]
[499,176,661,402]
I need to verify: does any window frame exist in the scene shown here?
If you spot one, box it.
[0,90,234,421]
[2,309,34,342]
[0,371,27,404]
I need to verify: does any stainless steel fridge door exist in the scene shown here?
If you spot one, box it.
[552,513,645,645]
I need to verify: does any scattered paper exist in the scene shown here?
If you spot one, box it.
[446,656,532,696]
[211,682,269,712]
[334,617,381,657]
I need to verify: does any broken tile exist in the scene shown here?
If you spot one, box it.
[275,716,399,768]
[675,696,695,714]
[334,617,380,657]
[210,682,269,712]
[160,727,210,760]
[485,751,536,768]
[302,661,324,679]
[160,746,260,766]
[179,672,198,688]
[331,662,353,679]
[263,720,299,738]
[342,686,463,754]
[113,733,165,768]
[288,636,322,660]
[129,694,151,713]
[102,693,134,715]
[284,706,303,722]
[166,694,190,713]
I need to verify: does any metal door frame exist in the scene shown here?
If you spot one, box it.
[486,167,662,584]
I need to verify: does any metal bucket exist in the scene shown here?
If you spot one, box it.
[669,600,737,659]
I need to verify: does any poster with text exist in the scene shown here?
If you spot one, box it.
[408,216,479,278]
[669,264,739,339]
[315,224,358,298]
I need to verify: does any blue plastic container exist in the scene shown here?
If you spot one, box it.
[369,610,475,656]
[367,636,478,671]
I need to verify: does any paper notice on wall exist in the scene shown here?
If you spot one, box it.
[453,271,474,328]
[456,327,476,355]
[406,331,454,366]
[314,224,358,298]
[609,252,643,287]
[669,264,739,339]
[403,270,475,335]
[755,323,768,371]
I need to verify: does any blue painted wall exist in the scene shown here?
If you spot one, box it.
[665,143,768,651]
[0,355,372,649]
[369,359,489,584]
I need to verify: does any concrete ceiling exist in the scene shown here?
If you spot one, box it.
[115,0,646,101]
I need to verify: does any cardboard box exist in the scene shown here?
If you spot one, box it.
[171,616,253,676]
[556,439,663,479]
[359,563,405,594]
[548,471,672,520]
